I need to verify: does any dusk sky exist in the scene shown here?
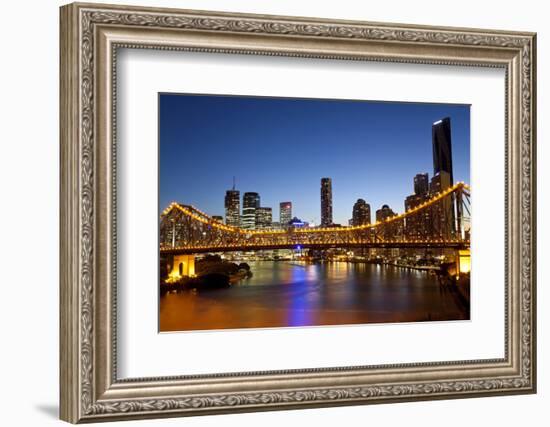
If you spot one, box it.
[159,93,470,226]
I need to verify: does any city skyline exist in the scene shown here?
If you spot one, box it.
[159,94,470,225]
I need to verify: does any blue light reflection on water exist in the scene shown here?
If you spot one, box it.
[287,263,311,326]
[236,261,460,327]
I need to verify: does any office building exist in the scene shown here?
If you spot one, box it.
[320,177,333,227]
[432,117,454,186]
[432,117,456,239]
[414,173,429,195]
[404,193,429,240]
[352,199,371,226]
[430,171,454,239]
[279,202,292,229]
[376,204,395,222]
[375,204,403,257]
[256,207,273,229]
[224,190,240,227]
[405,173,431,239]
[242,192,260,230]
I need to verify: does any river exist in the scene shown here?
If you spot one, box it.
[159,261,469,332]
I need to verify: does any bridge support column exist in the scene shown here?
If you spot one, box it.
[169,254,196,279]
[455,249,471,278]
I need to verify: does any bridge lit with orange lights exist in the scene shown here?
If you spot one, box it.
[160,183,471,255]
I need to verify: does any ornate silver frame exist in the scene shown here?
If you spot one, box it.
[60,2,537,423]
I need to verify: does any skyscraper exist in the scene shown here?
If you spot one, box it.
[429,172,452,194]
[224,190,240,227]
[376,204,402,243]
[279,202,292,228]
[405,173,431,240]
[414,173,429,196]
[255,207,273,229]
[429,171,454,239]
[376,204,395,222]
[242,192,260,230]
[432,117,454,187]
[404,193,428,239]
[431,117,455,238]
[320,178,333,227]
[352,199,371,226]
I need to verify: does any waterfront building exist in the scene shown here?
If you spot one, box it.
[429,171,454,239]
[376,204,403,248]
[414,173,429,195]
[256,207,273,229]
[224,190,240,227]
[289,217,309,228]
[375,204,395,222]
[352,198,371,226]
[404,193,429,240]
[242,192,260,230]
[374,204,402,259]
[279,201,292,229]
[320,177,333,227]
[405,172,431,240]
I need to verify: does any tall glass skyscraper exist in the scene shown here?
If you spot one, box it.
[224,190,240,227]
[279,202,292,228]
[242,192,260,230]
[320,177,333,227]
[432,117,454,186]
[432,117,455,238]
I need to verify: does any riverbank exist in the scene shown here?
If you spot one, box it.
[380,262,441,272]
[161,257,252,293]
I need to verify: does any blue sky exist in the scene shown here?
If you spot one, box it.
[159,93,470,225]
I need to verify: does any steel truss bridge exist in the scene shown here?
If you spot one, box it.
[160,183,470,255]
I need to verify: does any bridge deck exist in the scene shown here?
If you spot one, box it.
[160,241,470,255]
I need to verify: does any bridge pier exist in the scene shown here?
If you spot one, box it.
[455,249,471,278]
[169,254,196,279]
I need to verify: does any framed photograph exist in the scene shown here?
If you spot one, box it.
[158,94,472,332]
[60,2,536,423]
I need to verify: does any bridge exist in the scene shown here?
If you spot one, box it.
[159,183,471,255]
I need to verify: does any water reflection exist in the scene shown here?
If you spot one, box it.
[160,261,469,332]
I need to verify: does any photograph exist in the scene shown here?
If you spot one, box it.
[158,94,471,332]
